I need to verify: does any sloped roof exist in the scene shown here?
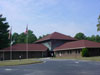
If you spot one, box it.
[36,32,77,43]
[2,44,48,51]
[54,40,100,51]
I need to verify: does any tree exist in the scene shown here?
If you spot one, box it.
[17,30,37,43]
[86,35,100,42]
[97,15,100,31]
[38,34,49,40]
[18,32,26,43]
[38,36,42,40]
[86,36,91,41]
[0,14,10,49]
[81,48,89,57]
[95,35,100,42]
[90,35,96,41]
[74,32,86,40]
[12,33,19,44]
[27,30,37,43]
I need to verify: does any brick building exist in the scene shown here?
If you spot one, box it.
[0,32,100,60]
[54,40,100,57]
[0,44,48,60]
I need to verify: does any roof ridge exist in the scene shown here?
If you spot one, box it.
[36,32,77,43]
[50,32,74,38]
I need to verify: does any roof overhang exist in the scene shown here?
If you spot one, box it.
[0,50,47,52]
[54,47,100,51]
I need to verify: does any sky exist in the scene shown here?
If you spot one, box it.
[0,0,100,37]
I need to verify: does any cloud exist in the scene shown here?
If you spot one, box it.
[31,22,90,37]
[0,0,99,37]
[0,0,58,23]
[0,0,30,20]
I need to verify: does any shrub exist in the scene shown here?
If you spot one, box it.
[81,48,89,57]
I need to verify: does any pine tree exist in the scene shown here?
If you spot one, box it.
[0,14,10,49]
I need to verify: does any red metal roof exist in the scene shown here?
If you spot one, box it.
[54,40,100,51]
[2,44,48,52]
[36,32,77,43]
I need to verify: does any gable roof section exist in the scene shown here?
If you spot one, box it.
[54,40,100,51]
[2,44,48,51]
[36,32,77,43]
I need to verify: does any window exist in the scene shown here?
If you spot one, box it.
[75,50,77,54]
[67,50,69,54]
[69,50,72,54]
[78,50,80,53]
[59,52,62,56]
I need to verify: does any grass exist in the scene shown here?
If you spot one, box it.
[53,56,100,61]
[0,59,43,66]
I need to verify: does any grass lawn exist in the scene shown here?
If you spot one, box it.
[53,56,100,61]
[0,59,43,66]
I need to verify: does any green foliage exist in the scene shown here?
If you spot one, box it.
[86,35,100,42]
[74,32,86,40]
[95,35,100,42]
[97,15,100,31]
[12,30,37,44]
[90,35,96,41]
[97,24,100,31]
[18,33,26,43]
[38,34,49,40]
[27,30,37,43]
[86,35,96,41]
[0,14,10,49]
[74,32,100,42]
[38,36,42,40]
[81,48,89,57]
[12,33,19,44]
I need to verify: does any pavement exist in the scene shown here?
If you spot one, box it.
[0,58,100,75]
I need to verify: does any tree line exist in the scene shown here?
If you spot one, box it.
[74,32,100,42]
[12,30,37,44]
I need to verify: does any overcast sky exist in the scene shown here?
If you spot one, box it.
[0,0,100,37]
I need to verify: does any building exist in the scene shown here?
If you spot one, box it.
[0,44,48,60]
[54,40,100,57]
[0,32,100,60]
[36,32,77,56]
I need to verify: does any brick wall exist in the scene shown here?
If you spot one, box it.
[54,49,82,57]
[54,48,100,57]
[0,51,48,60]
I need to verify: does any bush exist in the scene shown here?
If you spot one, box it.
[81,48,89,57]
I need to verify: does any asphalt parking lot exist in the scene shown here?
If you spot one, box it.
[0,59,100,75]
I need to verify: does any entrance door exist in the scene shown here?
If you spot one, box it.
[47,51,54,57]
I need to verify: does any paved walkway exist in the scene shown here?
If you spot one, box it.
[0,58,100,75]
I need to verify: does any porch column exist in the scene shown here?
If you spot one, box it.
[3,51,5,61]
